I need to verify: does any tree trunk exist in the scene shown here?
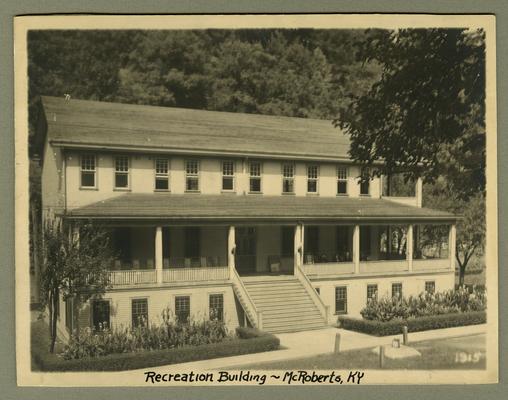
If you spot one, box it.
[50,289,58,353]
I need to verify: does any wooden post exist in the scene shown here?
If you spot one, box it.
[228,226,236,276]
[155,226,163,284]
[416,178,423,207]
[407,224,413,272]
[402,325,408,345]
[353,225,360,274]
[294,224,301,271]
[379,345,385,368]
[334,332,341,353]
[449,224,456,271]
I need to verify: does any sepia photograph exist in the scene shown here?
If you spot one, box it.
[14,14,498,386]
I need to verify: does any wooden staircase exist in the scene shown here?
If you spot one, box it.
[242,276,327,333]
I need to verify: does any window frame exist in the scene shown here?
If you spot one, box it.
[209,293,224,322]
[80,154,97,189]
[336,166,349,196]
[335,285,348,315]
[114,155,130,190]
[306,165,319,194]
[175,295,191,324]
[154,157,170,191]
[391,282,403,299]
[249,161,262,194]
[366,284,378,302]
[185,160,200,192]
[131,298,148,328]
[425,281,436,294]
[282,162,295,194]
[221,160,235,192]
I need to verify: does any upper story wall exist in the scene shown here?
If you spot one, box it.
[64,150,389,210]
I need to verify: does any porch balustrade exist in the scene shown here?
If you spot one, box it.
[108,269,157,285]
[301,262,355,276]
[162,266,230,283]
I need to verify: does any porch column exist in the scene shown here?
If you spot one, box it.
[228,226,236,276]
[407,224,413,272]
[449,224,456,271]
[155,226,163,284]
[416,178,423,208]
[294,224,302,270]
[353,225,360,274]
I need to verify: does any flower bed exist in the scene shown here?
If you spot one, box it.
[338,311,486,336]
[360,286,485,322]
[31,321,279,372]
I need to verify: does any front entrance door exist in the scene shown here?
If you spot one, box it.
[235,227,257,274]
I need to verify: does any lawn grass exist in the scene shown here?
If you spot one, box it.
[238,334,486,370]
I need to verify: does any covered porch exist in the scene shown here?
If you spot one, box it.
[65,193,458,286]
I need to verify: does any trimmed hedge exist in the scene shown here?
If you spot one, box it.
[32,324,279,372]
[338,311,486,336]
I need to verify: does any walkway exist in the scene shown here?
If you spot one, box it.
[128,323,486,373]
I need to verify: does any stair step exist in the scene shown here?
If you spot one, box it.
[260,307,320,316]
[256,302,318,311]
[263,319,326,329]
[249,295,313,303]
[246,287,307,294]
[266,324,326,333]
[263,314,325,323]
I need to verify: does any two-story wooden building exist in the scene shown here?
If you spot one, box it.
[34,96,457,336]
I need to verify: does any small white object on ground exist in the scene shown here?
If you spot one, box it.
[372,344,421,359]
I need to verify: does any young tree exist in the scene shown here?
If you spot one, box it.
[39,220,115,353]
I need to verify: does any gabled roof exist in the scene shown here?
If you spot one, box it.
[65,193,457,223]
[40,96,351,161]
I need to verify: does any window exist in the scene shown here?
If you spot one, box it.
[155,158,169,190]
[209,294,224,321]
[249,162,262,193]
[337,166,348,195]
[80,154,96,188]
[307,165,319,193]
[185,160,199,191]
[281,226,294,256]
[335,286,347,314]
[367,284,378,302]
[92,300,110,331]
[114,156,129,188]
[222,161,235,191]
[392,283,403,299]
[425,281,436,294]
[360,169,370,195]
[132,298,148,327]
[175,296,190,324]
[282,163,295,193]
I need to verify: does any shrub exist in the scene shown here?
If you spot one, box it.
[32,321,279,372]
[338,311,486,336]
[360,286,486,322]
[62,308,230,360]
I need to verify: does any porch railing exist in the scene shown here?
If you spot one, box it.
[162,266,229,283]
[301,262,355,276]
[359,259,409,274]
[413,258,450,271]
[108,269,157,285]
[163,256,227,269]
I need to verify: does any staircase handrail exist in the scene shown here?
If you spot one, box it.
[231,268,263,329]
[295,263,330,324]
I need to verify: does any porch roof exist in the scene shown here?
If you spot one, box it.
[64,193,457,223]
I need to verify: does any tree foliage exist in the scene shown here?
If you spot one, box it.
[337,28,485,197]
[40,221,115,352]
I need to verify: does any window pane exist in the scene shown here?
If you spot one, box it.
[283,178,294,193]
[392,283,403,299]
[81,171,95,187]
[132,299,148,327]
[335,286,347,314]
[209,294,224,321]
[186,177,199,191]
[81,155,96,171]
[337,181,347,194]
[360,180,370,195]
[115,156,129,172]
[222,161,234,176]
[155,158,169,174]
[283,164,294,177]
[222,176,234,190]
[186,160,199,175]
[115,173,128,188]
[307,165,318,179]
[250,162,261,177]
[250,177,261,192]
[307,180,317,193]
[337,167,348,180]
[155,178,169,190]
[175,296,190,324]
[367,284,378,302]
